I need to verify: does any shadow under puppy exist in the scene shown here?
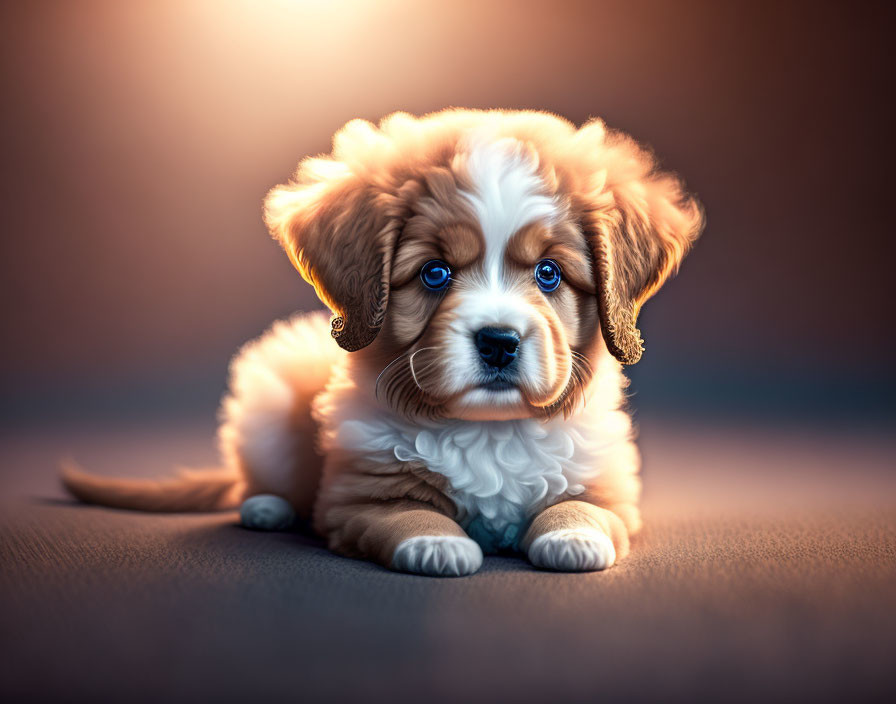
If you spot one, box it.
[63,109,704,576]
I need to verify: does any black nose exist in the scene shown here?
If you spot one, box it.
[474,327,520,370]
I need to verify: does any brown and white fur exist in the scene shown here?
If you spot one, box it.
[63,109,703,577]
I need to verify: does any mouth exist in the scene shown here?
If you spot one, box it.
[478,378,518,392]
[451,379,526,421]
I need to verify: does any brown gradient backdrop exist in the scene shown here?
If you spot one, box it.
[1,0,894,421]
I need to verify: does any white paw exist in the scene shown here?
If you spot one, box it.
[391,536,483,577]
[240,495,295,531]
[528,528,616,572]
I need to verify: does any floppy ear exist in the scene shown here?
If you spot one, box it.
[264,159,403,352]
[578,129,705,364]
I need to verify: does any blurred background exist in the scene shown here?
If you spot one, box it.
[2,0,893,429]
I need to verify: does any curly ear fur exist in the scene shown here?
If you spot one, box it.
[264,159,403,352]
[575,124,704,364]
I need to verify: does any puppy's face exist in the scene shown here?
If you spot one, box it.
[380,138,598,420]
[265,111,703,421]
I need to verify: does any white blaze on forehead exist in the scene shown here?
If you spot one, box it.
[459,135,558,281]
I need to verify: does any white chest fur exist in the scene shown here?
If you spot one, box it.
[316,365,635,545]
[342,415,613,533]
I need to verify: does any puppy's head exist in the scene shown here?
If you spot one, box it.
[265,110,703,421]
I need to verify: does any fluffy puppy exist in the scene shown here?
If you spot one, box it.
[63,109,704,576]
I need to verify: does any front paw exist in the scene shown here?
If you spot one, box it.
[527,528,616,572]
[391,535,483,577]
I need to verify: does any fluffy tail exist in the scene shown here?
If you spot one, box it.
[61,462,245,513]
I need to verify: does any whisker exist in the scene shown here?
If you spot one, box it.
[374,345,451,421]
[569,350,594,376]
[375,351,412,403]
[538,351,594,421]
[407,346,439,392]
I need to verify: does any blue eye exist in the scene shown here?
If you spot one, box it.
[420,259,452,291]
[534,259,562,292]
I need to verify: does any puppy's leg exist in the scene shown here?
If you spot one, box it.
[218,312,341,519]
[521,501,630,572]
[321,498,481,577]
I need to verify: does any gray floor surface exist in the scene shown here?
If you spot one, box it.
[1,415,895,703]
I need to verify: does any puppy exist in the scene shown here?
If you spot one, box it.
[63,109,703,576]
